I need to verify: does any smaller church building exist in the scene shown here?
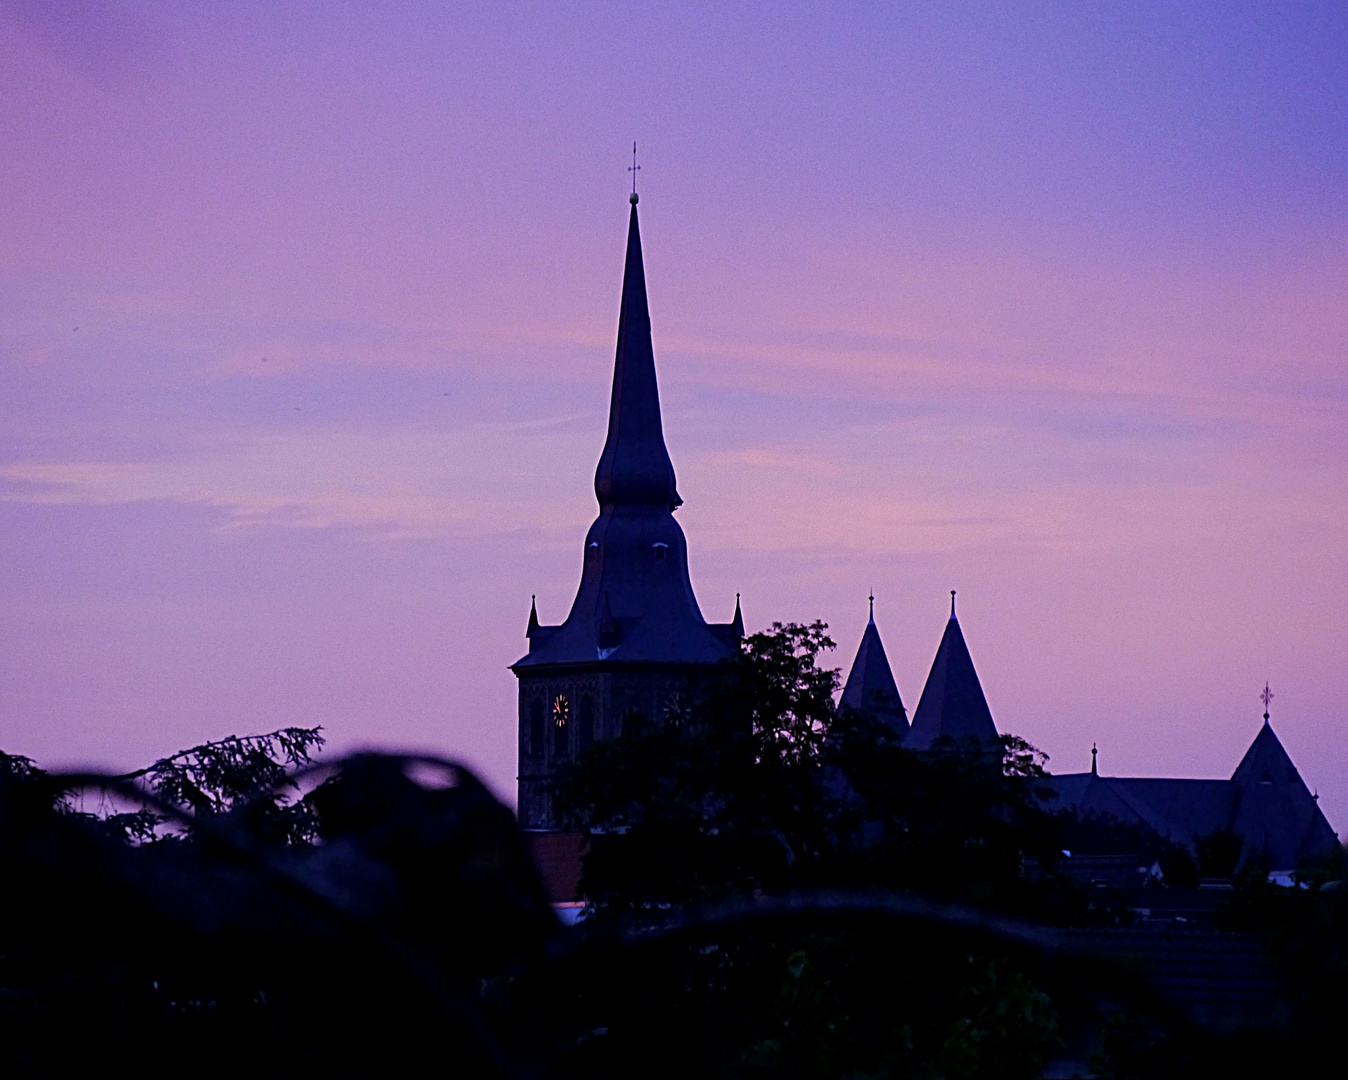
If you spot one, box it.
[839,601,1340,876]
[514,193,1339,876]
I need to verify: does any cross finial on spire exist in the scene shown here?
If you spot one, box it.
[629,141,641,204]
[869,591,875,622]
[1260,682,1273,723]
[1091,743,1098,775]
[950,589,957,618]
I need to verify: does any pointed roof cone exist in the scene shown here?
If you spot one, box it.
[1231,720,1302,788]
[527,594,540,637]
[906,598,999,752]
[839,601,907,733]
[593,203,682,511]
[1230,719,1340,868]
[731,593,744,638]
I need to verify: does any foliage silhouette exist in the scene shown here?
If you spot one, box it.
[559,622,1068,919]
[0,652,1344,1077]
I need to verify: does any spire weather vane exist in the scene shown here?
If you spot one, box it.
[1261,682,1273,722]
[628,142,641,203]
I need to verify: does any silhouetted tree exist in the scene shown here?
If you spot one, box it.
[559,622,1066,915]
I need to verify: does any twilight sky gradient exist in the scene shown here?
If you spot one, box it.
[2,2,1345,831]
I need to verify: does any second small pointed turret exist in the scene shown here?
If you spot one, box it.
[907,591,1000,752]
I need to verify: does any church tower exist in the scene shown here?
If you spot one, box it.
[512,194,742,829]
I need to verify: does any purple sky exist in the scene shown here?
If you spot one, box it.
[2,2,1345,833]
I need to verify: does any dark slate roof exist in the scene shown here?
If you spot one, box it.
[1048,721,1340,871]
[1116,778,1235,840]
[905,598,999,751]
[514,203,736,671]
[838,607,907,735]
[1049,774,1235,845]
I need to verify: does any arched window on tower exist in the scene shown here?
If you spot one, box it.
[578,695,594,751]
[528,699,545,758]
[553,694,571,757]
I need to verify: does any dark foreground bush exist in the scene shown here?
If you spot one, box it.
[3,737,1345,1078]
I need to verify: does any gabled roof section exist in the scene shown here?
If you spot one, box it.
[838,605,907,734]
[1229,721,1339,869]
[906,595,999,751]
[1049,718,1341,872]
[593,203,681,511]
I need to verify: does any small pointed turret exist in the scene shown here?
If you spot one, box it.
[527,594,540,636]
[839,597,907,735]
[593,203,681,511]
[906,594,999,752]
[731,593,744,638]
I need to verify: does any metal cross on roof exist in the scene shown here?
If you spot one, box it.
[1260,682,1273,721]
[629,141,641,196]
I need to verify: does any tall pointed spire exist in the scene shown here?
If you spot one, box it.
[512,190,740,829]
[839,598,907,734]
[906,598,999,752]
[514,195,729,672]
[593,203,681,511]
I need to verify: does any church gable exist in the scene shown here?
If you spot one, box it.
[1229,720,1338,869]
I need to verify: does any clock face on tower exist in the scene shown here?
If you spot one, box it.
[553,695,570,727]
[663,690,687,727]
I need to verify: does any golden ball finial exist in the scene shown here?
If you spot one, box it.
[629,191,639,205]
